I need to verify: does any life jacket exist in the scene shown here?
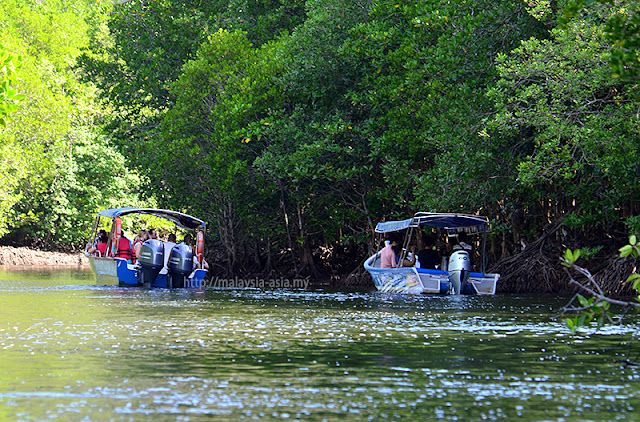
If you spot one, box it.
[115,237,134,262]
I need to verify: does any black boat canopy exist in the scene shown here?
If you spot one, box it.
[97,207,206,231]
[375,212,489,235]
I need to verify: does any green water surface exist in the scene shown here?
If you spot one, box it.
[0,266,638,421]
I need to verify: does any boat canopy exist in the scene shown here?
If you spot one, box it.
[97,207,206,231]
[375,212,489,235]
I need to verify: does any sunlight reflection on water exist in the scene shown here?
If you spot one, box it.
[0,268,638,420]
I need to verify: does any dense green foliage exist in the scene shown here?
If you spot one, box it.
[0,0,143,246]
[0,46,25,128]
[486,17,640,230]
[1,0,640,282]
[562,0,640,78]
[0,45,25,236]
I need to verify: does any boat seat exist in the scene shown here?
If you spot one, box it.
[416,268,447,275]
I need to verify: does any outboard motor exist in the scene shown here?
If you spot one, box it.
[167,242,193,288]
[448,250,471,294]
[138,239,164,288]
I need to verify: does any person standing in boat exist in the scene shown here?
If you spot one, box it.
[381,234,416,268]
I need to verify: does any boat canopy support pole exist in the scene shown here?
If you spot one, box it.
[371,232,381,267]
[105,218,116,257]
[86,215,100,251]
[481,231,488,273]
[398,226,415,267]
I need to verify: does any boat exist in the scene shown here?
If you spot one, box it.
[84,207,208,288]
[364,212,499,295]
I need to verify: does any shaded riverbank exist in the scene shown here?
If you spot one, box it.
[3,231,638,296]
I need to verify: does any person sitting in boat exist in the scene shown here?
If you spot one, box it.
[88,232,108,256]
[162,233,177,271]
[92,229,107,248]
[148,228,158,240]
[115,233,134,263]
[381,234,416,268]
[418,234,440,269]
[183,233,195,254]
[183,233,210,271]
[132,230,149,263]
[452,232,473,252]
[194,255,209,270]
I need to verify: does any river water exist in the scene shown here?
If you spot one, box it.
[0,266,639,421]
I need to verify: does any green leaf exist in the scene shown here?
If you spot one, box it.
[628,274,640,290]
[564,249,575,264]
[564,317,577,334]
[578,294,590,307]
[619,244,633,257]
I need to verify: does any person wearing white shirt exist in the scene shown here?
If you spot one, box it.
[162,233,177,272]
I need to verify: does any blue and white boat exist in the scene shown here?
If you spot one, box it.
[84,207,208,288]
[365,212,499,295]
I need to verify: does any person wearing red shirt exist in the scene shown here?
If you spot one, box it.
[88,233,108,256]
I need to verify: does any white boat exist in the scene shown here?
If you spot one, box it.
[85,207,208,288]
[364,212,499,295]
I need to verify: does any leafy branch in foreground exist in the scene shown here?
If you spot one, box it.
[561,239,640,365]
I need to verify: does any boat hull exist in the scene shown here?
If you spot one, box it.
[88,255,120,285]
[86,253,207,288]
[364,253,498,295]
